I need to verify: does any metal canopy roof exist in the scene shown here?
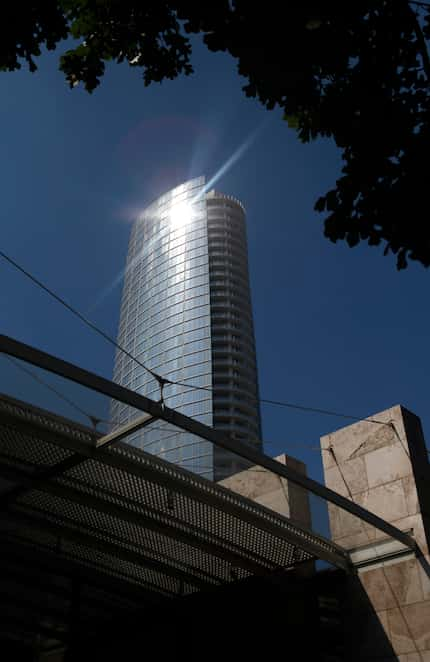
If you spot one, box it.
[0,334,417,651]
[0,392,350,646]
[0,334,415,553]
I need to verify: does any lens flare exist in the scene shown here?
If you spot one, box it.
[170,201,193,227]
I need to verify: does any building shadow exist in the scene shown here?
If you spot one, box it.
[64,566,398,662]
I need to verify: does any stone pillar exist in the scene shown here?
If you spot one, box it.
[218,453,311,530]
[321,405,430,660]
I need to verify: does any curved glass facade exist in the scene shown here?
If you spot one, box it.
[112,177,261,480]
[206,191,262,477]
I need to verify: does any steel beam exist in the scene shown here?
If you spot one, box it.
[1,508,210,591]
[0,588,73,624]
[96,412,154,449]
[0,408,350,571]
[0,562,127,616]
[0,539,167,607]
[0,611,68,643]
[0,461,271,576]
[0,334,416,552]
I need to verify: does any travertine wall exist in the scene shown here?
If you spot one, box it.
[321,405,430,660]
[218,453,311,530]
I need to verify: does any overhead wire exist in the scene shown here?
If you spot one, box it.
[0,249,162,384]
[7,329,423,463]
[4,354,189,434]
[4,355,101,428]
[9,348,430,462]
[154,375,390,425]
[3,349,370,464]
[0,248,412,432]
[2,355,201,436]
[4,353,318,472]
[4,316,430,464]
[328,444,423,659]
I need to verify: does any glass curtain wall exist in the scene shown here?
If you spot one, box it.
[111,177,214,478]
[112,176,263,481]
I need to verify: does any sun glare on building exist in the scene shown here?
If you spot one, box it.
[111,176,262,481]
[170,201,193,227]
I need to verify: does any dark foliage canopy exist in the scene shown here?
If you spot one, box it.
[2,1,430,268]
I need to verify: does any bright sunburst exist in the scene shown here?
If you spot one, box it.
[170,201,194,227]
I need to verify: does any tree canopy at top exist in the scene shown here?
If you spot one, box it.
[2,1,430,269]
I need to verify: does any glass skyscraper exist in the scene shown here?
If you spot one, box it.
[112,176,261,480]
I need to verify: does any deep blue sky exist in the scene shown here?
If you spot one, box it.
[1,37,429,485]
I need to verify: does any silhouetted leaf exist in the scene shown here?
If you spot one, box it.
[0,1,429,268]
[314,197,326,212]
[284,114,300,129]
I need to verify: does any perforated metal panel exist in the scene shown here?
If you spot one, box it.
[0,393,350,645]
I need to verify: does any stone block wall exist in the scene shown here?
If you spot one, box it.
[218,453,311,530]
[321,405,430,660]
